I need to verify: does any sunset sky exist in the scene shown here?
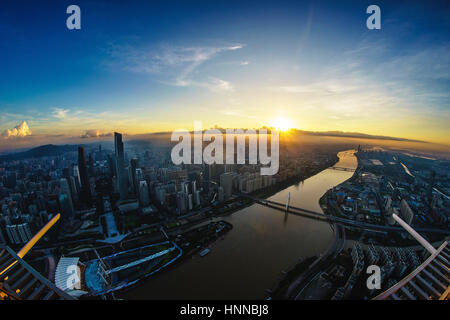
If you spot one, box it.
[0,0,449,152]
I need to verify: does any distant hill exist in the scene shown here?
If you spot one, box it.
[293,130,426,143]
[0,144,78,161]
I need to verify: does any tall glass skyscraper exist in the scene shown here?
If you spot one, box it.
[114,132,127,199]
[78,146,92,206]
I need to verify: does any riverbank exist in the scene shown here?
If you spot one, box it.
[121,150,356,299]
[268,150,358,299]
[212,154,340,218]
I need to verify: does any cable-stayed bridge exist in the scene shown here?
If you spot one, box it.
[236,193,450,235]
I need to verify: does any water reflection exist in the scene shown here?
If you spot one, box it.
[123,150,357,299]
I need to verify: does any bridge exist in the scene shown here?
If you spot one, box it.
[239,193,449,300]
[236,193,450,236]
[328,166,356,172]
[373,241,449,300]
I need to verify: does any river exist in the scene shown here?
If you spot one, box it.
[123,150,358,299]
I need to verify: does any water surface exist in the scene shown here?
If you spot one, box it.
[123,150,357,299]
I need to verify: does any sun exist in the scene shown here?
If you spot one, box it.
[271,117,294,131]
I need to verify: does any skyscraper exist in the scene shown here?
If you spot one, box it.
[203,164,210,193]
[220,172,233,200]
[138,180,150,207]
[114,132,128,199]
[130,158,139,196]
[78,146,92,206]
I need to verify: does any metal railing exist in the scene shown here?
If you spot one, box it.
[373,241,449,300]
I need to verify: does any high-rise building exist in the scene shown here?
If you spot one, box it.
[59,193,74,219]
[176,191,187,214]
[59,178,74,209]
[130,158,139,196]
[6,223,33,244]
[78,146,92,206]
[400,199,414,225]
[114,132,128,200]
[218,186,224,203]
[188,194,193,211]
[194,190,201,207]
[6,225,21,244]
[203,164,210,193]
[138,180,150,207]
[220,172,233,200]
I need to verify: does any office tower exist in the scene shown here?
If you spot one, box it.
[107,154,116,178]
[59,178,74,209]
[220,172,233,200]
[203,164,210,193]
[88,153,95,176]
[62,168,76,204]
[218,186,224,203]
[400,199,414,225]
[114,132,127,200]
[139,180,150,207]
[176,191,187,214]
[188,194,193,211]
[78,146,92,206]
[130,158,139,196]
[17,223,33,243]
[6,225,21,244]
[6,223,32,244]
[194,190,201,207]
[62,167,71,180]
[73,166,81,186]
[59,193,74,219]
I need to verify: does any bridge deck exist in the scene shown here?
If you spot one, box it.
[237,193,450,235]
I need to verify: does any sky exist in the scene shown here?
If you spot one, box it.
[0,0,449,152]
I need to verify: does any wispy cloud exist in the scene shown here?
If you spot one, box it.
[272,26,450,123]
[52,108,70,119]
[219,109,256,119]
[107,43,244,92]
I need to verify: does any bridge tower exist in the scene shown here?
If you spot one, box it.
[285,192,291,212]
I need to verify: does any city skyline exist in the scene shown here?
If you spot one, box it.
[1,0,449,152]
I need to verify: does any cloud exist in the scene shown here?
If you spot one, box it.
[2,121,32,138]
[197,77,234,93]
[80,130,113,139]
[52,108,70,119]
[107,43,244,92]
[240,61,249,65]
[219,109,256,119]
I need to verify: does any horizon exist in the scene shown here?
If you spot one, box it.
[1,0,450,151]
[2,124,449,158]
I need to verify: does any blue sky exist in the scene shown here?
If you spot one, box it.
[0,0,449,151]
